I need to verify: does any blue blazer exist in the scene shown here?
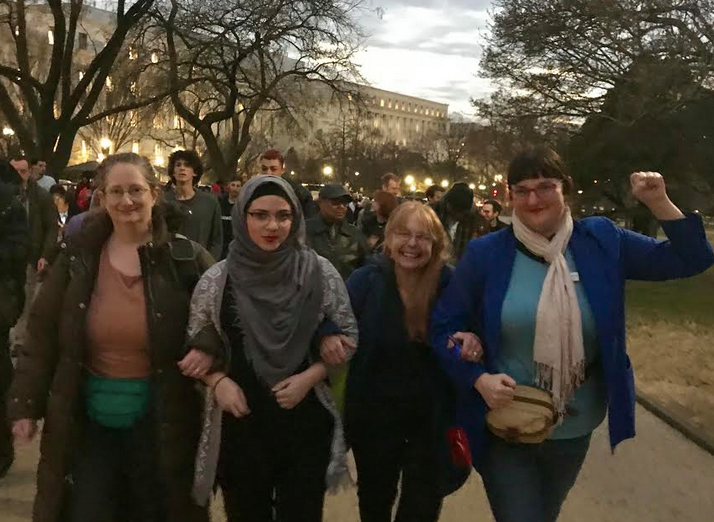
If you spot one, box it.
[430,214,714,468]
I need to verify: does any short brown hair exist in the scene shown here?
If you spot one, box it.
[507,147,572,195]
[381,172,400,187]
[261,149,284,165]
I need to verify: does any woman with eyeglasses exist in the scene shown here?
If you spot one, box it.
[186,176,358,521]
[431,147,714,522]
[345,202,483,522]
[8,153,214,522]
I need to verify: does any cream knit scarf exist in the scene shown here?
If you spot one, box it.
[512,207,585,417]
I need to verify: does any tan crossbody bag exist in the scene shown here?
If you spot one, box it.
[486,385,558,444]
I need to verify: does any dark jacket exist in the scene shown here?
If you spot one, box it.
[286,178,318,219]
[219,194,237,260]
[7,209,214,522]
[0,185,29,327]
[431,215,714,469]
[164,189,223,260]
[22,180,59,266]
[344,258,469,495]
[305,215,370,280]
[486,219,509,234]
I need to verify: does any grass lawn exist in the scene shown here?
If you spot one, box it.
[625,261,714,443]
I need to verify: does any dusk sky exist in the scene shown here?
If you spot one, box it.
[355,0,495,118]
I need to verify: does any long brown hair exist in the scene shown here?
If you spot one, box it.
[383,202,451,341]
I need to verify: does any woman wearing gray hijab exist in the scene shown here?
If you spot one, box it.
[185,176,358,521]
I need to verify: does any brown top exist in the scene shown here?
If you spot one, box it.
[86,247,151,378]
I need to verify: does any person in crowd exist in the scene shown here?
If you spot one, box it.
[433,182,488,262]
[306,184,371,280]
[430,146,714,522]
[480,199,508,234]
[357,173,401,229]
[220,176,242,259]
[185,176,358,522]
[426,185,446,206]
[361,190,398,251]
[30,158,56,192]
[8,153,213,522]
[8,156,58,353]
[164,149,223,260]
[381,172,401,198]
[259,148,318,219]
[0,161,28,480]
[344,202,482,522]
[74,176,94,212]
[49,185,81,238]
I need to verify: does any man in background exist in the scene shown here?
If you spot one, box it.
[480,199,508,233]
[220,176,242,259]
[426,185,445,206]
[8,156,58,354]
[259,149,317,219]
[31,158,56,192]
[306,184,370,280]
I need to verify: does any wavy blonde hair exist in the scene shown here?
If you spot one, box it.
[383,202,451,341]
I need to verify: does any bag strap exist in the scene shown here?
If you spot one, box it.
[168,235,201,294]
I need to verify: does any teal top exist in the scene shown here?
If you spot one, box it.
[84,373,152,429]
[497,248,608,439]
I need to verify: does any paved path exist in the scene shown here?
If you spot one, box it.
[2,405,713,522]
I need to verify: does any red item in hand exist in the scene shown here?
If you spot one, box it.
[447,427,472,468]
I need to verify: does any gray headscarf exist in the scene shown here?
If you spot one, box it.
[227,176,322,386]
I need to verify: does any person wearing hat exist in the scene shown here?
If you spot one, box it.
[163,150,223,260]
[433,182,488,262]
[305,184,370,280]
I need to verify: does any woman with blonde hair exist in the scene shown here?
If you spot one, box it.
[344,201,482,522]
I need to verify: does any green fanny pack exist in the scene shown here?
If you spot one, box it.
[85,374,152,429]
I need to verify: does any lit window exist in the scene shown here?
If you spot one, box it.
[395,102,399,110]
[14,27,19,36]
[78,71,84,81]
[388,100,392,109]
[347,93,353,101]
[173,115,180,128]
[132,141,140,154]
[48,29,54,45]
[106,77,113,90]
[151,52,158,64]
[81,140,88,158]
[153,115,162,129]
[373,119,379,128]
[380,99,385,107]
[130,82,137,94]
[129,47,137,60]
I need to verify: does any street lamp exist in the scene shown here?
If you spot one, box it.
[100,137,112,150]
[494,174,503,182]
[354,171,360,177]
[410,184,417,193]
[468,183,476,190]
[290,170,296,176]
[322,165,333,177]
[404,174,415,186]
[424,178,433,186]
[441,180,449,188]
[2,127,14,136]
[478,184,487,191]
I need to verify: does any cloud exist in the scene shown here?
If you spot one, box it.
[355,1,495,116]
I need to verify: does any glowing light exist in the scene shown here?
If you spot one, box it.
[494,174,503,182]
[441,180,449,188]
[410,184,417,192]
[132,142,139,154]
[404,175,415,186]
[99,138,112,150]
[290,171,296,176]
[478,184,487,191]
[577,190,584,195]
[2,127,14,136]
[154,156,165,167]
[354,171,360,177]
[468,183,476,190]
[424,178,433,186]
[97,153,106,161]
[322,166,333,177]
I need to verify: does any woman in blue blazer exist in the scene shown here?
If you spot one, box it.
[430,147,714,522]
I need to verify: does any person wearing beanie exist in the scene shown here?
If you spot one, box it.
[433,182,488,262]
